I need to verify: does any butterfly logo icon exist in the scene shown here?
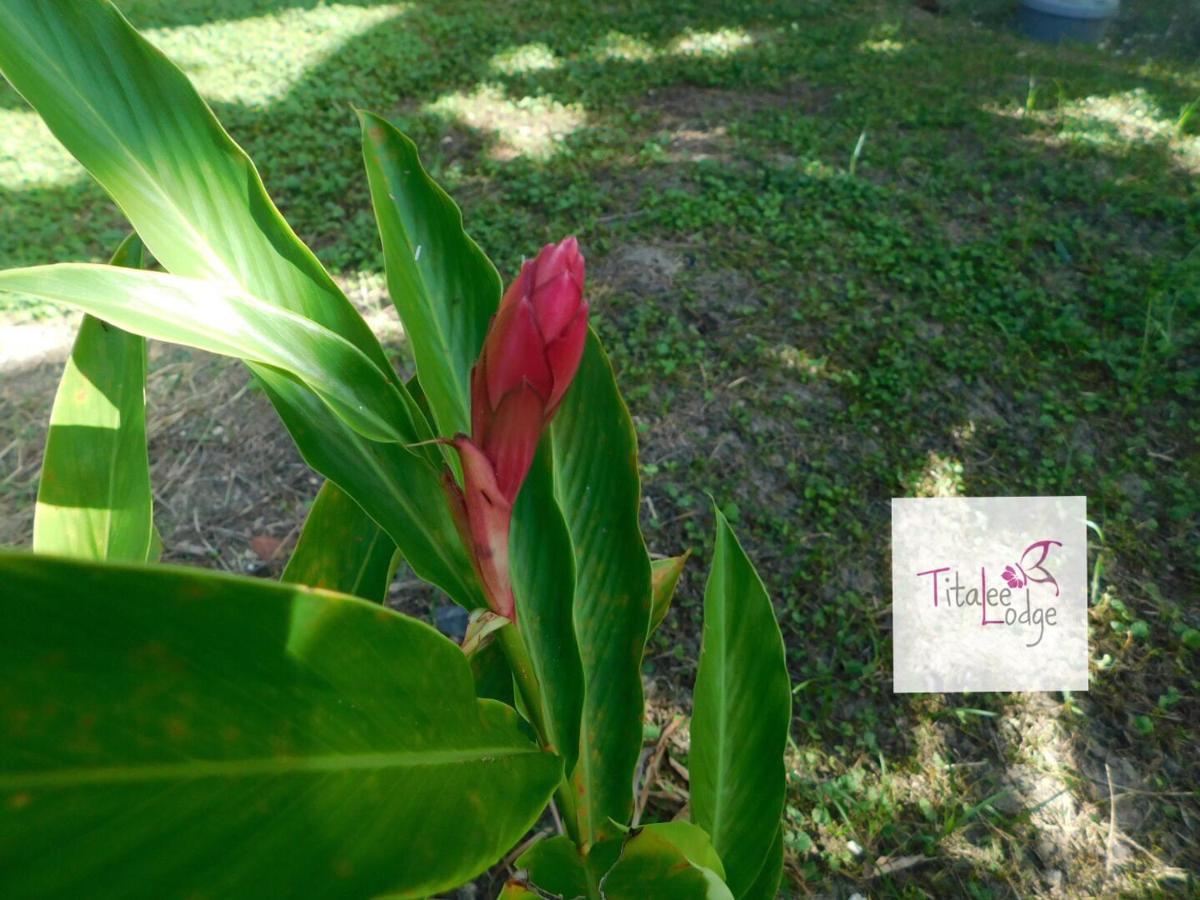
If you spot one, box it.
[1000,539,1062,597]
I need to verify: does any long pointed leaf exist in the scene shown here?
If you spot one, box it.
[282,481,397,602]
[33,234,153,562]
[0,550,561,898]
[360,111,500,438]
[551,331,653,846]
[0,264,418,445]
[690,509,791,897]
[256,373,486,609]
[510,441,583,775]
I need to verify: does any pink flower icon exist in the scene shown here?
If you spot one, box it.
[1002,565,1025,589]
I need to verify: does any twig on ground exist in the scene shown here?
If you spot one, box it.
[634,714,684,826]
[869,855,935,878]
[667,757,690,783]
[1079,773,1194,798]
[1114,832,1189,881]
[548,798,565,837]
[1105,762,1117,875]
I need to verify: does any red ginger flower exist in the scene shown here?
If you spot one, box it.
[471,236,588,501]
[447,237,588,619]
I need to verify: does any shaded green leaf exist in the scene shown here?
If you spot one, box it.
[463,610,515,706]
[33,234,153,563]
[282,481,397,602]
[360,111,500,438]
[518,835,622,900]
[256,376,486,609]
[469,635,516,706]
[0,550,561,899]
[551,332,653,845]
[741,826,784,900]
[601,829,733,900]
[519,835,591,899]
[146,525,164,562]
[690,509,791,897]
[635,822,726,881]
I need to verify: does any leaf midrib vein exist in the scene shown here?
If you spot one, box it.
[1,746,540,790]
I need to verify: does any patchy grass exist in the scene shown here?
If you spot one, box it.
[1,0,1198,895]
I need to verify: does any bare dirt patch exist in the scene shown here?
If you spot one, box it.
[637,82,829,164]
[643,82,829,121]
[0,343,315,571]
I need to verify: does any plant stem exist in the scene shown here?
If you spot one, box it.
[496,623,581,845]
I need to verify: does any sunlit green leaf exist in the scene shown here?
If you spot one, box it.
[690,509,791,897]
[0,265,418,445]
[33,234,153,563]
[360,110,500,438]
[635,822,726,881]
[0,0,383,364]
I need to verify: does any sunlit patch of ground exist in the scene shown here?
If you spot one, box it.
[907,452,965,498]
[146,4,410,106]
[489,42,561,75]
[860,38,905,55]
[988,87,1200,172]
[587,31,658,63]
[0,110,85,189]
[424,85,586,161]
[669,27,754,58]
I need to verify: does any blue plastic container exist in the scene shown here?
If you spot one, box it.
[1019,0,1119,44]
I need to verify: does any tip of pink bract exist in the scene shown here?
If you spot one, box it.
[532,237,583,291]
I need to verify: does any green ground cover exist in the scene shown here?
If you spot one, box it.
[1,0,1197,895]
